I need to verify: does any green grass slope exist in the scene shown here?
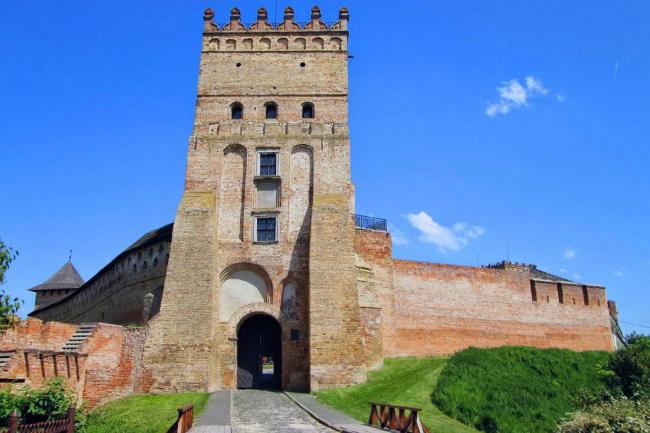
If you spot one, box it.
[432,347,610,433]
[84,392,209,433]
[316,357,480,433]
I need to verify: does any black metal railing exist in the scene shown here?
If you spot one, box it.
[354,214,387,232]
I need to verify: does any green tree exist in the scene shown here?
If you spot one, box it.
[606,334,650,399]
[0,239,22,332]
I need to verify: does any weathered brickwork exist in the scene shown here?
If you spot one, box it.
[0,319,147,409]
[16,6,616,401]
[139,6,356,393]
[390,260,610,355]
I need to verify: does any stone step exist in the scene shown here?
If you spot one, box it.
[60,323,98,352]
[0,352,15,369]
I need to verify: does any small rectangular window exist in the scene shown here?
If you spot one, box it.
[259,153,277,176]
[256,217,277,242]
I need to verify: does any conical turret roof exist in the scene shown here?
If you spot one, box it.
[29,262,84,292]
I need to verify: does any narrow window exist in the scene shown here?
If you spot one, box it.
[582,285,590,305]
[231,102,243,120]
[265,102,278,119]
[530,280,537,302]
[259,153,277,176]
[557,283,564,304]
[256,217,277,242]
[302,102,314,119]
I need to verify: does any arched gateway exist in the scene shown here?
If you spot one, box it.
[237,314,282,389]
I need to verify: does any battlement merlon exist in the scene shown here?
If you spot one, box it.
[202,6,349,40]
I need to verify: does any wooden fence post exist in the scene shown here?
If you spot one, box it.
[7,411,19,433]
[67,406,76,433]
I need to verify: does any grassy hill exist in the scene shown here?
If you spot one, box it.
[432,347,610,433]
[316,357,480,433]
[317,347,609,433]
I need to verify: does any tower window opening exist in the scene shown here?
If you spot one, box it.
[236,62,242,67]
[231,102,243,120]
[255,217,277,242]
[302,102,314,119]
[265,102,278,119]
[300,62,306,67]
[259,153,277,176]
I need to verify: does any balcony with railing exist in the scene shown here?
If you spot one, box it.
[354,214,387,232]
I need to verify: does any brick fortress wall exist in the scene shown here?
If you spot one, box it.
[0,319,147,409]
[30,227,172,325]
[353,230,614,359]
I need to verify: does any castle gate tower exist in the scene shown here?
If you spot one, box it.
[141,6,365,392]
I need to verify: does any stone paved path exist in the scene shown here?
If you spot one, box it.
[190,391,231,433]
[191,389,382,433]
[231,390,336,433]
[285,392,384,433]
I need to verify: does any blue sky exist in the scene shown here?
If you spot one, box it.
[1,1,649,335]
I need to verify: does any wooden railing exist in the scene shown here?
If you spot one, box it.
[368,402,430,433]
[2,407,75,433]
[166,405,194,433]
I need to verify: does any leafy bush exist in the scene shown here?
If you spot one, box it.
[557,397,650,433]
[0,387,19,424]
[0,378,74,426]
[606,335,650,399]
[18,378,74,423]
[431,346,610,433]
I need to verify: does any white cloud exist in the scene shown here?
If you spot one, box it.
[390,227,409,246]
[559,268,568,274]
[555,94,565,102]
[406,211,484,251]
[564,247,576,260]
[486,75,550,117]
[572,273,582,281]
[613,270,625,277]
[525,76,549,96]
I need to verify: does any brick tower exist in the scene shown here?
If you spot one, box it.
[141,6,364,392]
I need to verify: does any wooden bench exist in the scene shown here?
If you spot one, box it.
[367,402,431,433]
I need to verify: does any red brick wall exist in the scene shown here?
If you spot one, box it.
[82,325,147,408]
[354,229,393,367]
[0,320,147,409]
[389,260,614,356]
[0,319,77,352]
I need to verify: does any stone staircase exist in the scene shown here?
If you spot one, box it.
[62,323,98,353]
[0,350,15,370]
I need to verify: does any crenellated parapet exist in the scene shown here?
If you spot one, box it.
[203,6,349,33]
[202,6,349,52]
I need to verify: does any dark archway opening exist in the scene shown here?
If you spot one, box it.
[237,314,282,389]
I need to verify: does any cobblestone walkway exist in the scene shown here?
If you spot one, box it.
[191,389,381,433]
[231,390,335,433]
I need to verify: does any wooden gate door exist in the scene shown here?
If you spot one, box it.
[237,314,282,389]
